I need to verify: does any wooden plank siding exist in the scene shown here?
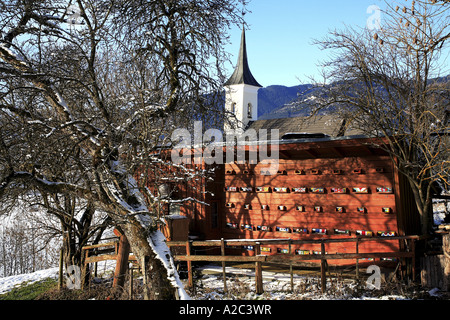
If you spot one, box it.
[223,139,406,264]
[144,137,421,265]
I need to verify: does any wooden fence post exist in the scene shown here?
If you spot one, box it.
[411,239,416,282]
[289,239,294,292]
[186,240,193,289]
[320,240,327,294]
[255,242,263,294]
[355,237,360,279]
[81,248,89,290]
[129,267,134,300]
[142,256,150,300]
[58,248,64,290]
[167,236,421,293]
[113,232,130,289]
[444,234,450,291]
[221,238,227,293]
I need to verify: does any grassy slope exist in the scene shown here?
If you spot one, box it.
[0,278,58,300]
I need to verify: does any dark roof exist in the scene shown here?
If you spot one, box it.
[224,27,262,88]
[246,115,365,140]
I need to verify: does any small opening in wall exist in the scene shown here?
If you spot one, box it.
[231,102,236,113]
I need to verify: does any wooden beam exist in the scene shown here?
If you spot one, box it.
[360,145,375,156]
[166,235,426,248]
[330,147,345,157]
[113,233,130,288]
[221,238,227,293]
[186,241,193,288]
[303,149,318,158]
[174,255,267,262]
[58,248,64,290]
[82,241,119,250]
[85,254,118,264]
[255,242,263,294]
[173,251,414,263]
[433,195,450,200]
[279,150,291,159]
[320,241,327,294]
[267,251,414,262]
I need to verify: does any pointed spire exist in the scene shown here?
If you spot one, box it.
[224,27,262,87]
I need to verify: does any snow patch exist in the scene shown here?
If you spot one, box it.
[0,268,59,295]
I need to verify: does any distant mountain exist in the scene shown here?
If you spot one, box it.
[250,74,450,120]
[259,75,450,120]
[258,84,315,119]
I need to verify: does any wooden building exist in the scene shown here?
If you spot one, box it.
[146,27,422,265]
[170,134,421,263]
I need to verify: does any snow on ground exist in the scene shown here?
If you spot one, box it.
[0,260,117,296]
[0,267,59,295]
[0,263,447,300]
[0,198,448,300]
[186,264,402,300]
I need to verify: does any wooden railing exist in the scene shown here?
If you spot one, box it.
[167,235,425,294]
[81,236,137,289]
[79,234,426,294]
[82,240,119,264]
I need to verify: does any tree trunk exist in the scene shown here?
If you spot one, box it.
[407,176,431,235]
[120,220,179,300]
[96,163,184,299]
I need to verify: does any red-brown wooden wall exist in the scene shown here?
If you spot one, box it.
[221,156,399,259]
[157,137,421,264]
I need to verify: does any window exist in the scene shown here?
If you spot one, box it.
[247,103,252,118]
[231,102,236,113]
[211,202,218,229]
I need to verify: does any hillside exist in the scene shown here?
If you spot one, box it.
[258,75,450,120]
[257,84,313,119]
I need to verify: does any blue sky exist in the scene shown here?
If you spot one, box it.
[224,0,385,87]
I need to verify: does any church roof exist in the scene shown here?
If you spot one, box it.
[246,115,365,140]
[224,27,262,88]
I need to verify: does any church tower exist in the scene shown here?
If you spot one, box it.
[224,27,262,133]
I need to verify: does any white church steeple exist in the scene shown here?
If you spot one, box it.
[224,27,262,133]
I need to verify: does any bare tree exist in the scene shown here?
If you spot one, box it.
[0,203,59,277]
[305,0,450,235]
[0,0,245,299]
